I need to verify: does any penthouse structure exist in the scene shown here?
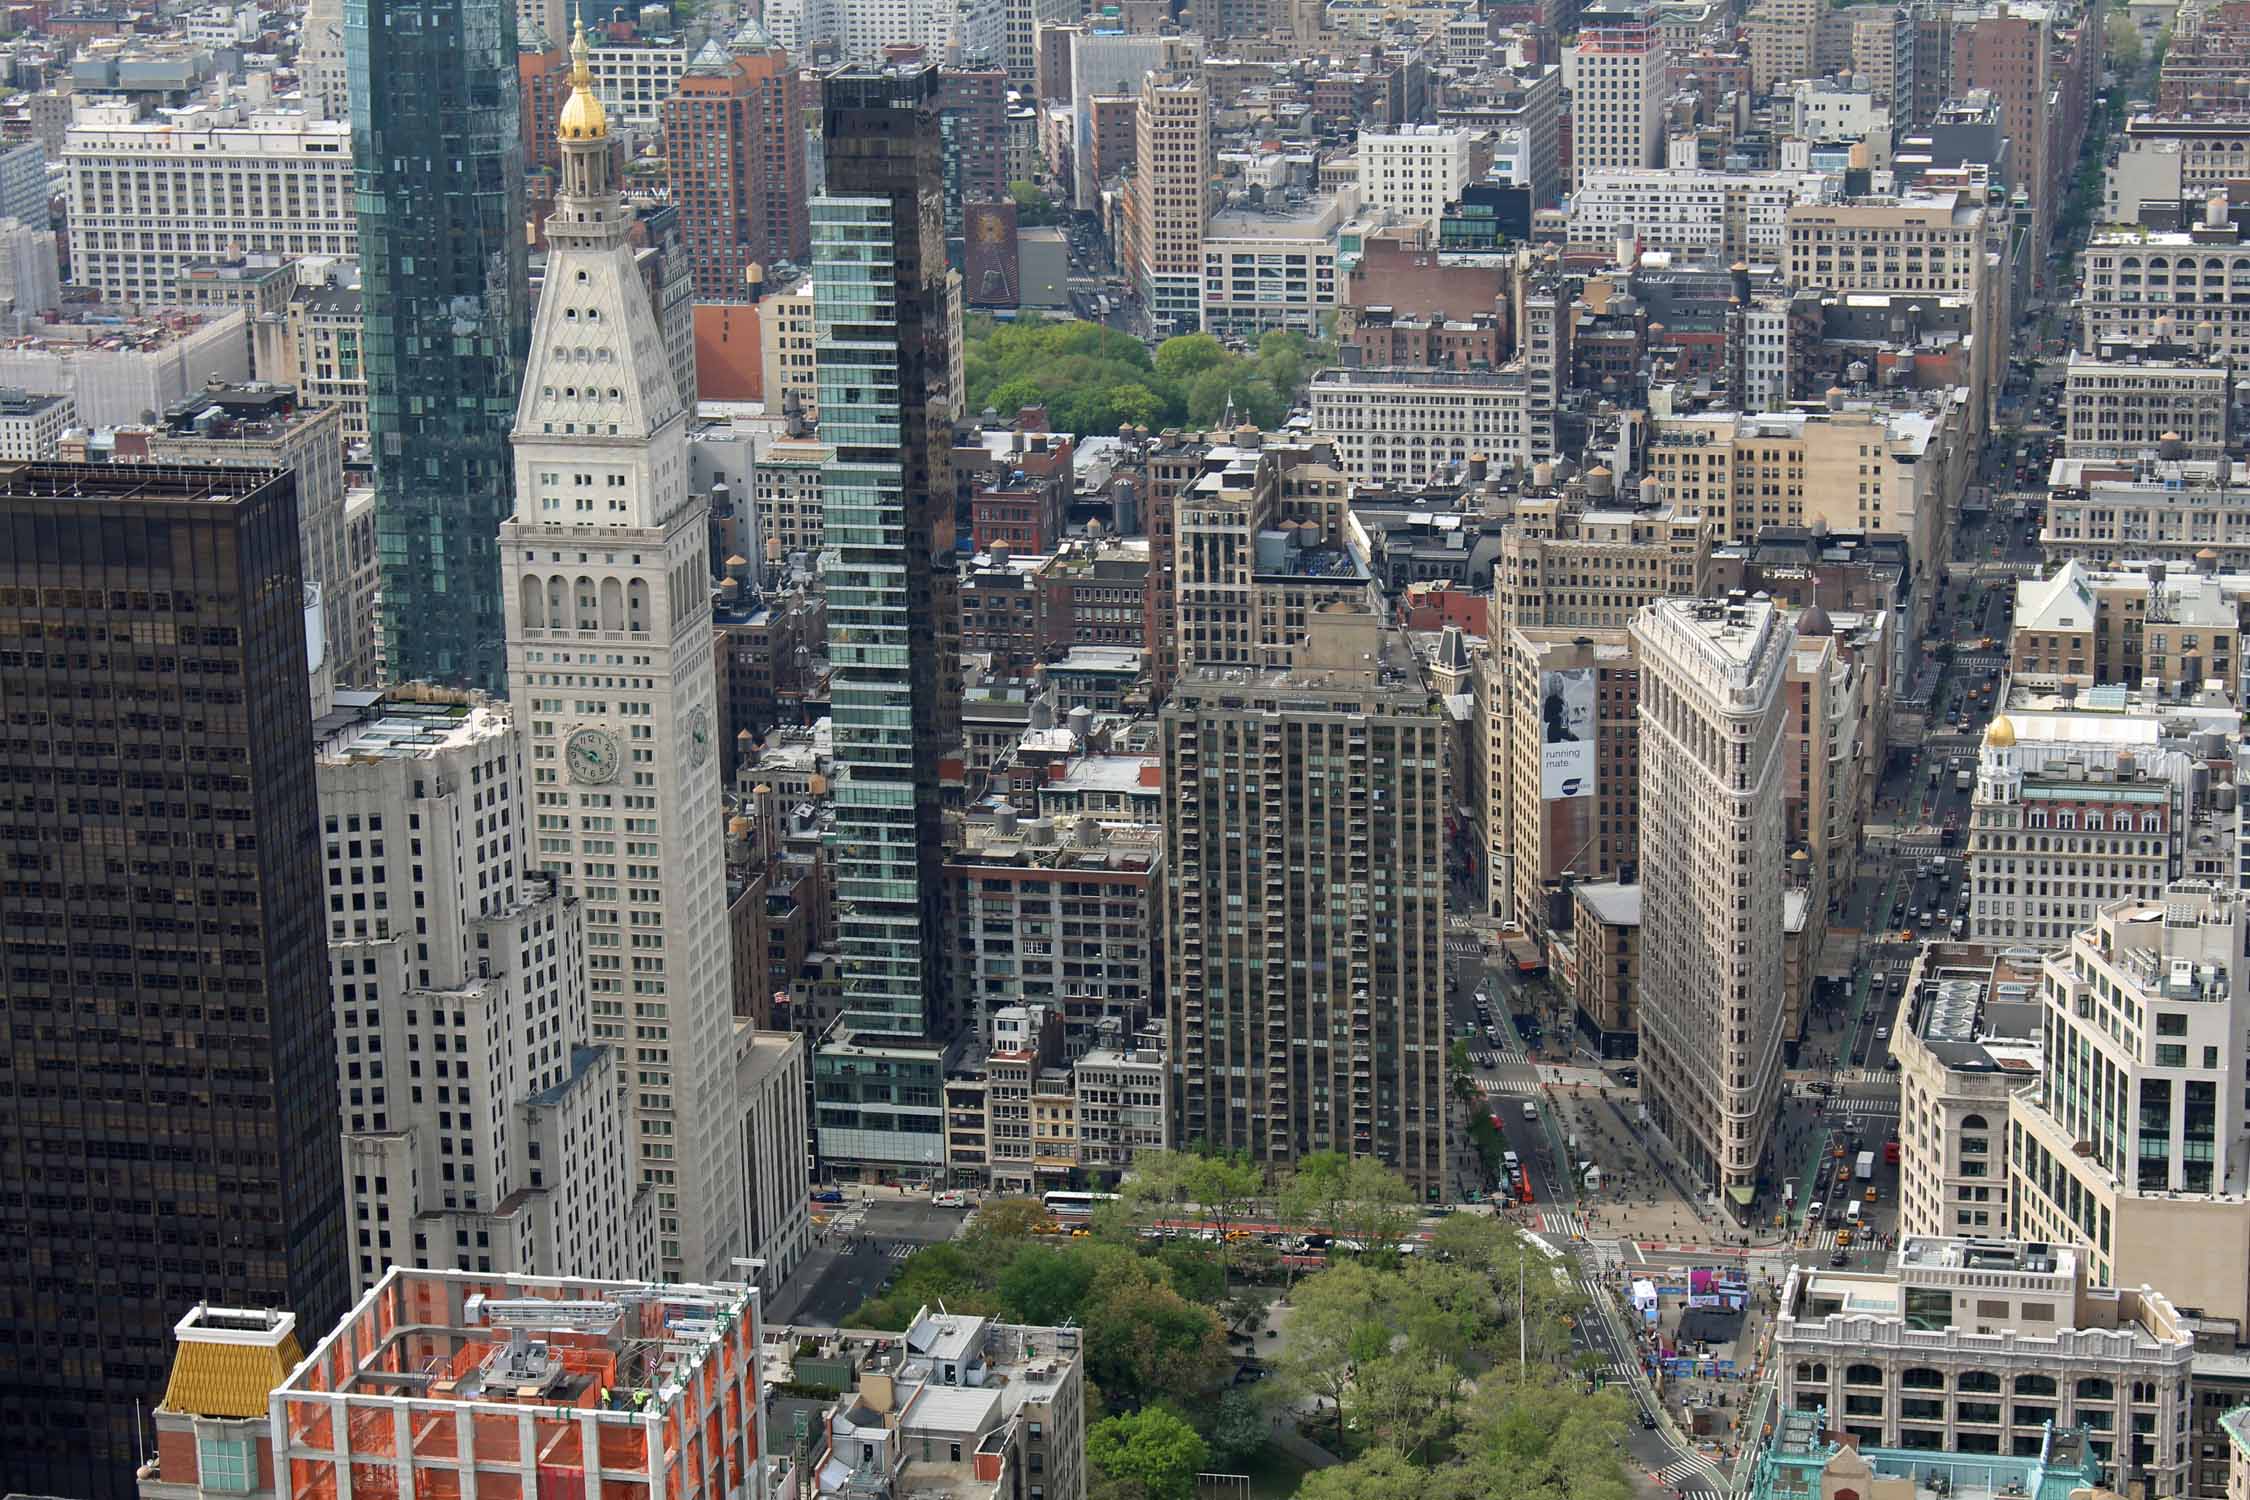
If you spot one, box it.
[1774,1237,2192,1490]
[1634,595,1793,1219]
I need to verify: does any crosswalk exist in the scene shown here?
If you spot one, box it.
[884,1241,916,1260]
[1541,1209,1587,1237]
[1657,1454,1726,1490]
[1836,1068,1902,1086]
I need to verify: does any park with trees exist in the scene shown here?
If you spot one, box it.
[962,321,1330,440]
[843,1148,1630,1499]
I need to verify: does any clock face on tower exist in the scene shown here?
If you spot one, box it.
[684,704,711,769]
[566,727,622,784]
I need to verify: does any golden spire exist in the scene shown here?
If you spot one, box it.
[558,3,608,142]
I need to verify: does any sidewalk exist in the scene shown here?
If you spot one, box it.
[1271,1417,1341,1471]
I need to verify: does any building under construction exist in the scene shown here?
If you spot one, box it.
[269,1269,769,1500]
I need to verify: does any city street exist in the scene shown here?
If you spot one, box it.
[1426,458,2046,1497]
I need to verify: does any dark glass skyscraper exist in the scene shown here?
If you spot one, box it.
[816,64,958,1042]
[350,0,530,692]
[0,464,348,1498]
[812,66,963,1180]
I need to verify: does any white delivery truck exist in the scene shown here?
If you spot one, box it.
[1855,1150,1876,1181]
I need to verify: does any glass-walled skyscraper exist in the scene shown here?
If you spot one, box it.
[348,0,530,692]
[812,65,961,1180]
[815,64,956,1039]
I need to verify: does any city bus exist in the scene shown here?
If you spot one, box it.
[1042,1190,1121,1224]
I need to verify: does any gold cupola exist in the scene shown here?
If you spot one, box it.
[558,11,608,142]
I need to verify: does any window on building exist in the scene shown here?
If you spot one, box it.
[198,1437,255,1494]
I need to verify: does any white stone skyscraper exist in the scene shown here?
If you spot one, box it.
[1632,595,1793,1222]
[501,25,744,1282]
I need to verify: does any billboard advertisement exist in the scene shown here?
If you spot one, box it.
[963,201,1020,308]
[1539,667,1596,801]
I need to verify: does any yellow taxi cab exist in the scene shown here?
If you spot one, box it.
[1864,1187,1878,1203]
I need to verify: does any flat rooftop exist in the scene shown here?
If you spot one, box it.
[315,689,505,760]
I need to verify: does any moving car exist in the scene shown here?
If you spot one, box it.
[812,1188,846,1204]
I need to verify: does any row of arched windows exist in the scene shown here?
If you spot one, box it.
[520,573,648,633]
[1793,1364,2114,1400]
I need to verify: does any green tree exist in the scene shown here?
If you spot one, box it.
[1255,329,1307,395]
[1082,1260,1231,1410]
[1202,1388,1270,1467]
[1087,1407,1210,1500]
[983,376,1048,420]
[1296,1448,1429,1500]
[1274,1261,1388,1442]
[1155,1242,1227,1304]
[849,1240,1000,1328]
[1336,1158,1417,1251]
[967,1196,1054,1243]
[1185,363,1242,425]
[1008,179,1062,226]
[1124,1149,1264,1254]
[2104,11,2143,70]
[1106,381,1164,428]
[1278,1150,1357,1242]
[1155,332,1228,386]
[1392,1258,1502,1404]
[1426,1211,1517,1269]
[997,1244,1098,1326]
[1450,1374,1634,1500]
[1278,1154,1415,1250]
[1352,1350,1454,1454]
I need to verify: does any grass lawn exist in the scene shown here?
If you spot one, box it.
[1238,1441,1314,1499]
